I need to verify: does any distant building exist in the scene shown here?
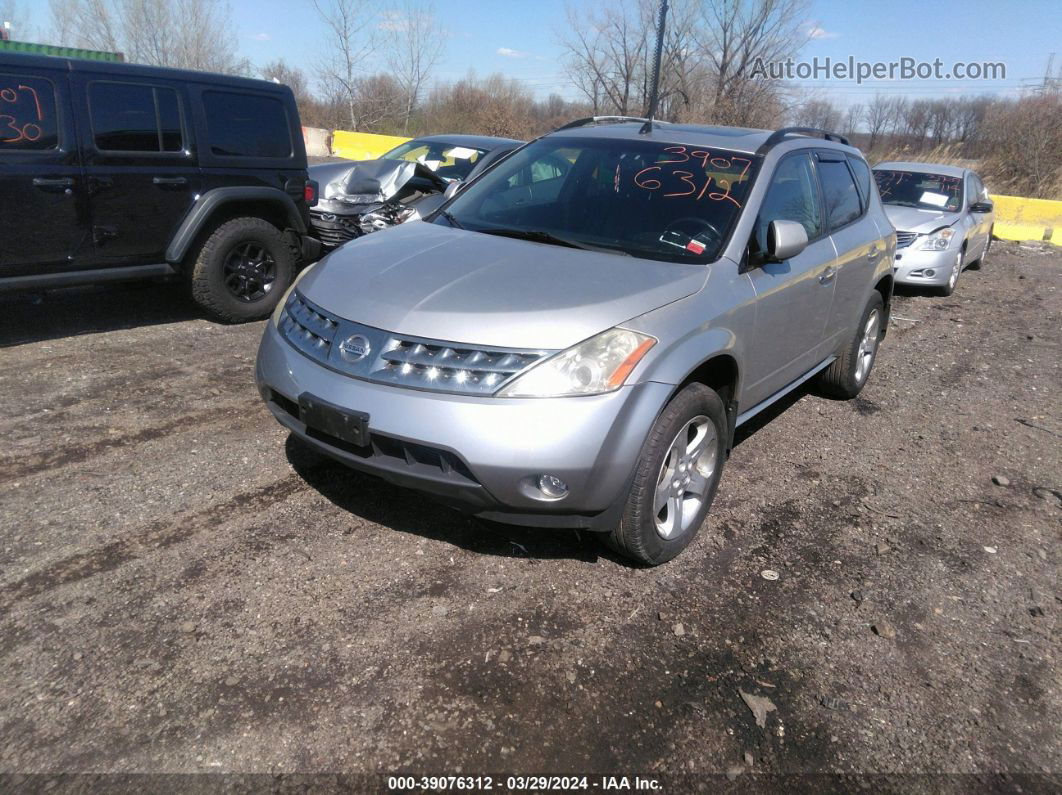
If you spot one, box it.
[0,38,125,62]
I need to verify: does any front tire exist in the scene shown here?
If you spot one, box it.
[969,229,991,270]
[935,248,963,297]
[815,292,884,399]
[190,217,294,323]
[605,383,727,566]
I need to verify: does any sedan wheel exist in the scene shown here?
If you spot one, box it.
[854,308,881,385]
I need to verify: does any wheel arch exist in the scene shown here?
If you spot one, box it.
[873,272,893,337]
[673,352,741,453]
[167,187,306,267]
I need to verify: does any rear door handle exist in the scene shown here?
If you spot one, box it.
[819,266,836,284]
[33,177,75,192]
[152,176,188,186]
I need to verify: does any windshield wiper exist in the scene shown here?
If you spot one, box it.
[478,227,629,256]
[438,209,464,229]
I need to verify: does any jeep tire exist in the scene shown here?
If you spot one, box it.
[190,217,294,323]
[605,383,728,566]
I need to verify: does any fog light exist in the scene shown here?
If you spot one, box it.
[537,474,568,499]
[924,269,935,277]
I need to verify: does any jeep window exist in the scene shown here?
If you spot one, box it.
[439,138,759,263]
[818,158,861,230]
[752,152,822,254]
[381,140,488,181]
[873,169,963,212]
[203,91,291,158]
[0,74,59,151]
[89,82,183,153]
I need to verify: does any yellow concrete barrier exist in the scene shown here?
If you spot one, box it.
[990,194,1060,245]
[331,130,410,161]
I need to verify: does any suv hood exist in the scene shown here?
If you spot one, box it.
[884,204,961,234]
[297,221,707,350]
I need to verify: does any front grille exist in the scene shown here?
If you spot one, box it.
[895,231,917,249]
[268,389,478,485]
[278,291,553,396]
[310,211,361,248]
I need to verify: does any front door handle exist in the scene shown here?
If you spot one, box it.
[33,176,75,193]
[867,246,880,261]
[819,266,836,284]
[152,176,188,186]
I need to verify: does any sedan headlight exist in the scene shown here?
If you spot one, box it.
[917,227,956,251]
[497,328,656,398]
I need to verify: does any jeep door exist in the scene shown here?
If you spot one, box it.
[71,74,200,264]
[0,63,87,276]
[743,151,837,407]
[820,152,883,346]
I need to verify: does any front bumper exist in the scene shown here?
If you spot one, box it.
[892,245,958,286]
[255,323,670,529]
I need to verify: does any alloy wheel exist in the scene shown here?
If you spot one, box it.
[654,415,718,539]
[224,242,277,302]
[854,309,880,384]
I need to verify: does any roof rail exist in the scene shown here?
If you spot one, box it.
[756,126,850,155]
[553,115,671,132]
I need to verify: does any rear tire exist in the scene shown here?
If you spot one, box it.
[190,217,294,323]
[814,292,884,399]
[604,383,727,566]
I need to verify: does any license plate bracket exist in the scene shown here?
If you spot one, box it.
[298,393,369,447]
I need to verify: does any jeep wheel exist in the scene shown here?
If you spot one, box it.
[190,217,294,323]
[605,383,727,566]
[814,292,884,399]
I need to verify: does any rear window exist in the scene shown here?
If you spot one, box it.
[0,73,59,151]
[89,82,183,152]
[818,158,862,229]
[846,155,873,207]
[203,91,291,158]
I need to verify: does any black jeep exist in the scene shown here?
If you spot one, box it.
[0,52,321,322]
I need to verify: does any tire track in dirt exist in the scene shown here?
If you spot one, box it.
[0,471,314,611]
[0,397,264,484]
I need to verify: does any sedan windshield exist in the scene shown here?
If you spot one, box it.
[381,140,489,181]
[874,169,963,212]
[436,137,759,262]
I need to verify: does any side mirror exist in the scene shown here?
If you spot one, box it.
[443,181,462,200]
[969,200,993,214]
[766,219,809,261]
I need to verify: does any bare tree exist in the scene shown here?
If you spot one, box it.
[261,59,313,107]
[557,0,648,115]
[696,0,810,125]
[1,0,34,40]
[47,0,249,74]
[312,0,376,130]
[385,0,445,133]
[792,95,841,130]
[841,102,863,138]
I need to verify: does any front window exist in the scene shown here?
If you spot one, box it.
[874,169,963,212]
[437,137,759,263]
[381,140,488,181]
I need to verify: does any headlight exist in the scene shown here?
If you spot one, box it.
[271,261,320,326]
[497,328,656,398]
[917,227,956,251]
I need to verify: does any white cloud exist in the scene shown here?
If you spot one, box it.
[248,32,271,41]
[378,11,409,32]
[806,23,839,40]
[497,47,529,59]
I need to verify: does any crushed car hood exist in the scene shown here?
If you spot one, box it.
[312,159,446,209]
[297,221,708,350]
[884,205,961,234]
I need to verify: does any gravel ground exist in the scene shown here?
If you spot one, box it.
[0,241,1059,790]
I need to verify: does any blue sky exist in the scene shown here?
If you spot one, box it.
[18,0,1061,104]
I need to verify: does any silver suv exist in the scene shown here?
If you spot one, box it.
[256,119,896,565]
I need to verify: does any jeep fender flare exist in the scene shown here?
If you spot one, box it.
[166,187,307,264]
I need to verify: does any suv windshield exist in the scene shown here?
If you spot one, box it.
[437,137,759,262]
[874,169,963,212]
[381,140,488,181]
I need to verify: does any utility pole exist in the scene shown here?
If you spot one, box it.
[643,0,670,123]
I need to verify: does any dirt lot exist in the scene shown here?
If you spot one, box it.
[0,241,1059,789]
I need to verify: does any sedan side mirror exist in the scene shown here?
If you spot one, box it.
[969,200,993,214]
[443,181,462,200]
[766,219,809,261]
